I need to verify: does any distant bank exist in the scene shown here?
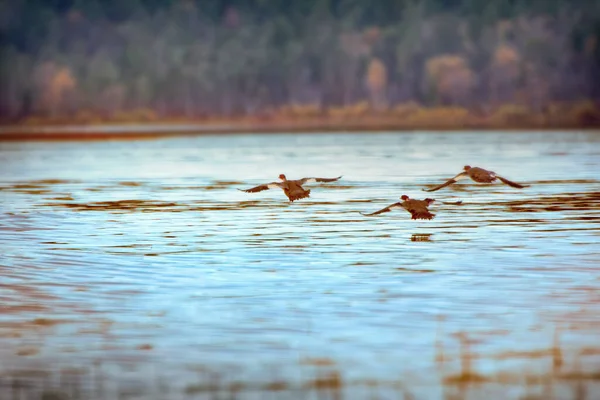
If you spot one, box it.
[1,120,599,141]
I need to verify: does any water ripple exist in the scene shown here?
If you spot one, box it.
[0,131,599,397]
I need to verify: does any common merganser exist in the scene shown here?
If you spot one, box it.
[423,165,527,192]
[361,195,436,220]
[238,174,342,202]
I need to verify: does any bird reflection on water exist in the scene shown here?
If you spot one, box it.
[411,233,433,242]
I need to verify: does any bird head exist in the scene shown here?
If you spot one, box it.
[463,165,471,171]
[278,174,287,181]
[400,195,409,201]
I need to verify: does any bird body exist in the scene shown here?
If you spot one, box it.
[464,166,497,183]
[423,165,527,192]
[401,197,436,220]
[239,174,342,202]
[361,195,436,220]
[281,179,311,202]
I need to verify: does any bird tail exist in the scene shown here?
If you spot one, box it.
[411,211,435,220]
[288,189,310,202]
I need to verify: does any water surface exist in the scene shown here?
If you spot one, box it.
[1,131,599,399]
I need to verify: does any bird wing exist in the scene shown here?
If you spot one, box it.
[238,182,283,193]
[440,200,463,205]
[360,202,403,216]
[298,176,342,185]
[422,172,467,192]
[496,175,527,189]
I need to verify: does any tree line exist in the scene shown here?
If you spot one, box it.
[1,0,599,122]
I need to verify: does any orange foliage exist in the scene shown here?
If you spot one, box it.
[567,100,600,126]
[426,55,474,105]
[108,109,159,123]
[132,108,159,122]
[73,110,97,124]
[366,58,387,91]
[405,106,470,127]
[493,44,520,66]
[365,58,388,109]
[14,96,600,131]
[426,55,468,81]
[489,44,521,104]
[489,104,533,126]
[277,104,321,119]
[33,62,77,116]
[51,68,76,98]
[392,101,422,118]
[327,102,370,119]
[23,116,46,125]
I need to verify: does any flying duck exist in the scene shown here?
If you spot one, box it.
[423,165,527,192]
[361,195,436,220]
[238,174,342,202]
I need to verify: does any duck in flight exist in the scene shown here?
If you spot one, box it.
[423,165,527,192]
[238,174,342,202]
[361,195,436,220]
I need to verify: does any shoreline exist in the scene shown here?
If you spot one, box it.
[1,121,599,141]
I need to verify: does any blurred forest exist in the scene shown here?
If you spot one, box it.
[1,0,600,128]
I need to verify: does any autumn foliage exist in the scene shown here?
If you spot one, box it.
[0,0,599,130]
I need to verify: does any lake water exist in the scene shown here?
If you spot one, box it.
[1,131,599,399]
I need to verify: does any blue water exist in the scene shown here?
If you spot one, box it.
[1,130,599,398]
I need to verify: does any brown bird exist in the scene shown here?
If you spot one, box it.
[238,174,342,202]
[423,165,527,192]
[361,195,436,220]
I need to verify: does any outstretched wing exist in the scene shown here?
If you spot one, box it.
[496,175,527,189]
[440,200,463,205]
[298,176,342,185]
[422,172,467,192]
[238,182,283,193]
[360,202,402,216]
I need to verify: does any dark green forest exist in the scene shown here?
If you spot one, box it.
[1,0,599,122]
